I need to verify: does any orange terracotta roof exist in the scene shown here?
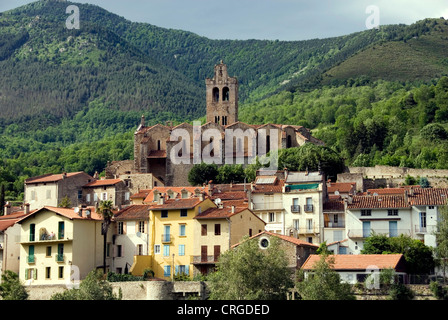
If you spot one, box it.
[130,190,152,199]
[25,172,88,184]
[302,254,406,271]
[83,179,122,187]
[114,205,151,220]
[409,188,448,206]
[347,195,408,209]
[143,186,208,203]
[367,188,406,195]
[323,199,345,212]
[327,182,356,193]
[149,198,204,210]
[252,179,284,194]
[147,150,167,158]
[17,206,103,222]
[210,191,247,200]
[194,206,247,219]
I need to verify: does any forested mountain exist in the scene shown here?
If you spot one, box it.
[1,0,448,201]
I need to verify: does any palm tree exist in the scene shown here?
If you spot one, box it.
[98,200,114,274]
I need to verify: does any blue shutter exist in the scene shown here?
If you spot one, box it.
[185,265,189,276]
[175,265,179,275]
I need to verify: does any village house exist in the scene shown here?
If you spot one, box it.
[16,206,108,285]
[0,203,33,279]
[322,198,347,252]
[192,200,266,277]
[82,178,130,208]
[113,204,152,274]
[345,187,448,254]
[24,172,94,211]
[282,171,327,244]
[232,231,319,273]
[301,254,408,285]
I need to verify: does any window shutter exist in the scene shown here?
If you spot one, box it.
[34,269,38,280]
[25,269,29,280]
[185,265,189,276]
[175,265,179,275]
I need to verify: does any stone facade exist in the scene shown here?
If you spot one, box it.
[130,62,324,186]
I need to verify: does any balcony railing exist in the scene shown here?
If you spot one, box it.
[252,202,284,211]
[27,255,35,264]
[291,205,300,213]
[192,255,218,264]
[55,254,65,263]
[20,233,73,243]
[161,234,172,243]
[304,204,314,213]
[414,225,427,234]
[347,229,411,238]
[324,222,345,228]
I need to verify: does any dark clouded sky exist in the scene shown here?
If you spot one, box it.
[1,0,448,40]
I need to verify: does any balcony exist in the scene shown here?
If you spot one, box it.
[20,233,73,244]
[252,202,283,211]
[55,254,65,263]
[304,204,314,213]
[192,255,218,264]
[347,229,411,239]
[290,205,300,213]
[27,255,35,264]
[414,225,427,234]
[161,234,172,244]
[324,222,345,228]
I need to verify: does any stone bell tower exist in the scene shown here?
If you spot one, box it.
[205,61,238,126]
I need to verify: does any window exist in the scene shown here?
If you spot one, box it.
[46,190,51,199]
[179,224,186,236]
[363,221,371,238]
[58,221,65,239]
[154,245,161,254]
[180,209,188,217]
[106,243,111,257]
[161,210,168,218]
[116,245,123,257]
[46,267,51,279]
[306,219,313,232]
[420,212,427,229]
[78,189,82,199]
[213,87,219,102]
[387,209,398,216]
[46,246,52,257]
[389,221,398,237]
[163,245,170,257]
[157,140,161,151]
[31,190,36,201]
[214,224,221,236]
[176,265,189,276]
[138,221,145,233]
[249,228,252,237]
[181,191,188,199]
[201,224,207,236]
[101,192,108,201]
[29,224,36,242]
[214,245,220,261]
[86,193,91,203]
[164,265,171,277]
[333,214,339,224]
[137,244,143,255]
[293,219,299,230]
[125,192,130,201]
[94,193,98,202]
[179,244,185,256]
[361,209,372,216]
[269,212,275,222]
[28,245,35,263]
[118,222,124,235]
[58,266,64,279]
[334,230,343,242]
[429,206,435,210]
[222,87,229,101]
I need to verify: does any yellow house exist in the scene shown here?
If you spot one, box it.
[131,195,216,280]
[192,201,266,276]
[17,206,108,285]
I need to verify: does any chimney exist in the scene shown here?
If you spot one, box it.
[284,167,289,181]
[404,190,408,204]
[4,202,11,215]
[231,205,235,213]
[78,205,83,217]
[24,203,30,215]
[93,171,99,180]
[62,172,67,179]
[347,195,353,204]
[141,114,145,128]
[199,192,204,201]
[208,180,213,196]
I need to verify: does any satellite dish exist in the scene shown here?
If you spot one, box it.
[214,198,222,205]
[74,207,79,213]
[136,232,141,237]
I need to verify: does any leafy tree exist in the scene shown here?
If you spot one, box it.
[296,254,355,300]
[362,234,435,274]
[434,205,448,283]
[316,241,332,255]
[51,269,121,300]
[419,177,430,188]
[98,200,114,274]
[388,283,415,300]
[208,236,293,300]
[188,163,218,186]
[0,270,28,300]
[216,164,245,184]
[58,195,72,208]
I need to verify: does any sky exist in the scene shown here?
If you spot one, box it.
[1,0,448,41]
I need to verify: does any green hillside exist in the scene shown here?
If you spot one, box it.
[322,19,448,84]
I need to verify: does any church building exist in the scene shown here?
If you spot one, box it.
[131,61,324,186]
